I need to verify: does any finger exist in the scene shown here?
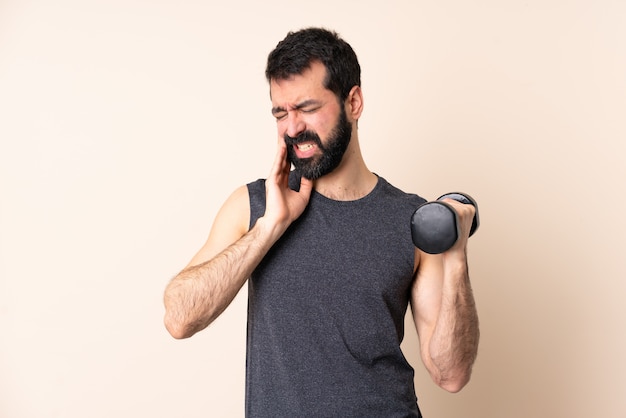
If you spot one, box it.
[442,198,475,216]
[444,200,475,237]
[269,138,288,181]
[298,176,313,199]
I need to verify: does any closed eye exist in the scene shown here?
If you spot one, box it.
[271,108,287,121]
[300,105,320,113]
[294,99,322,113]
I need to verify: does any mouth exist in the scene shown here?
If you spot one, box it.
[293,141,318,159]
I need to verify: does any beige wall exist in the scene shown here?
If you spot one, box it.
[1,1,624,417]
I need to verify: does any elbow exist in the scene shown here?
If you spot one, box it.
[165,324,192,340]
[438,373,470,393]
[164,318,189,340]
[163,302,217,339]
[434,366,473,393]
[163,311,197,340]
[163,287,207,339]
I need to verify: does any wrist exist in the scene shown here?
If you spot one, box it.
[441,249,468,278]
[253,216,287,246]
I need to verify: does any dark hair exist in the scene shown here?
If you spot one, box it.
[265,27,361,102]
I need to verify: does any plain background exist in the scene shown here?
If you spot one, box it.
[1,1,625,417]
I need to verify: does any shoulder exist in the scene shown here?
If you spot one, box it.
[247,178,266,193]
[376,176,427,206]
[215,185,250,236]
[184,184,250,267]
[246,178,267,229]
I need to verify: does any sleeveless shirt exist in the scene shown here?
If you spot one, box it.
[245,172,426,418]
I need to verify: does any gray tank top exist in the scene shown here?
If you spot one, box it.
[245,172,426,417]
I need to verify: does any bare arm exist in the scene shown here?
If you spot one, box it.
[163,139,313,339]
[410,200,480,392]
[163,190,269,340]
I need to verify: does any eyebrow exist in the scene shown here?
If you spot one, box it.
[271,99,322,116]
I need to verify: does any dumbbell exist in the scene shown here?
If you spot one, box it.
[410,192,480,254]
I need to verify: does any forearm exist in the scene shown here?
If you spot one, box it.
[428,252,480,392]
[164,218,279,339]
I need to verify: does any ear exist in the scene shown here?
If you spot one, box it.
[345,85,364,120]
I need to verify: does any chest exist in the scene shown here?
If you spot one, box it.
[252,196,416,311]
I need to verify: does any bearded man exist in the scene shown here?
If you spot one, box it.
[164,27,479,418]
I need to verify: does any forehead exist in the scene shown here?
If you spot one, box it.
[269,61,333,106]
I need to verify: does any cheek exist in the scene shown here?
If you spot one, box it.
[276,120,287,136]
[311,114,336,138]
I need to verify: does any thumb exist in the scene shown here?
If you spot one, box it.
[298,177,313,199]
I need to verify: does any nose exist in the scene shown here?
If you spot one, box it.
[284,112,306,139]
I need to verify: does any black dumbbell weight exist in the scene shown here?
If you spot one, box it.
[410,192,480,254]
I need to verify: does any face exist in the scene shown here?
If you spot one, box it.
[270,62,353,180]
[284,106,351,180]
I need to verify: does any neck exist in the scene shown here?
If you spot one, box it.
[312,138,377,201]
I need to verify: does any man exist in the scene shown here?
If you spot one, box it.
[164,27,479,417]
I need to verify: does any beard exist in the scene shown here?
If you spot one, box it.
[284,107,352,180]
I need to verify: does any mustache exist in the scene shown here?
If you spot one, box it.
[284,130,323,148]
